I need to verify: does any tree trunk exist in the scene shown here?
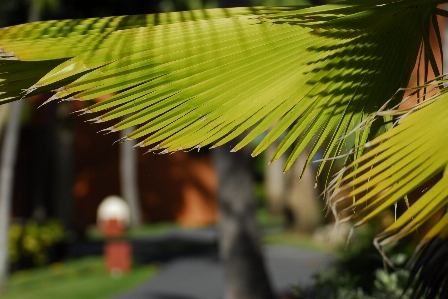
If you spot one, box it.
[265,143,286,216]
[214,0,274,297]
[265,142,322,233]
[0,2,42,288]
[53,102,75,229]
[212,144,274,299]
[119,126,141,228]
[28,0,42,23]
[29,101,56,222]
[284,151,321,234]
[0,100,24,289]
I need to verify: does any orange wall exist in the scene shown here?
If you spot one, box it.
[13,97,218,231]
[73,113,218,228]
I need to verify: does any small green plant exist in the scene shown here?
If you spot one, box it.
[371,268,412,299]
[308,268,368,299]
[306,265,418,299]
[297,222,420,299]
[9,220,65,268]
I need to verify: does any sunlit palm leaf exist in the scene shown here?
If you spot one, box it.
[0,7,278,101]
[0,0,443,172]
[2,2,448,295]
[327,77,448,298]
[331,79,448,253]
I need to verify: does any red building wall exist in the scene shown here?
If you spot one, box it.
[73,111,218,228]
[13,98,218,231]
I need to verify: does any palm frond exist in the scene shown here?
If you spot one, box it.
[408,237,448,299]
[0,0,444,172]
[331,77,448,257]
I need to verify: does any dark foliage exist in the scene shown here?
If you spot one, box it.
[409,237,448,299]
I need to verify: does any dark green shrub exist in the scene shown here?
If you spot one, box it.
[9,220,65,269]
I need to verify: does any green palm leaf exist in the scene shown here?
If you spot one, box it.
[0,0,443,174]
[331,78,448,253]
[408,238,448,299]
[2,2,448,294]
[329,79,448,298]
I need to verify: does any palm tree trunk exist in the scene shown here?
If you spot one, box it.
[0,2,43,288]
[53,102,75,229]
[284,151,321,233]
[212,145,275,299]
[214,0,274,296]
[119,126,141,228]
[0,100,24,289]
[265,142,286,215]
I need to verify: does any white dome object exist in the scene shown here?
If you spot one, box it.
[97,195,130,226]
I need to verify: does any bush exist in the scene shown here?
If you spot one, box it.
[307,264,414,299]
[9,220,65,269]
[298,223,421,299]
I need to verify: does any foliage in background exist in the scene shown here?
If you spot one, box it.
[308,267,414,299]
[9,220,65,268]
[299,225,418,299]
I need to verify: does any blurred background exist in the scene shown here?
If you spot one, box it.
[0,1,439,299]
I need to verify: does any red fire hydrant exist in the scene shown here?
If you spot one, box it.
[97,196,132,276]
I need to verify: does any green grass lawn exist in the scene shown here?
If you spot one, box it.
[87,222,179,241]
[262,231,330,253]
[1,257,157,299]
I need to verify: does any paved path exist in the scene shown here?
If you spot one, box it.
[113,241,332,299]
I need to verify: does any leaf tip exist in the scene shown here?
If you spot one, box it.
[52,86,66,93]
[72,108,92,115]
[145,144,160,152]
[0,51,18,60]
[112,137,126,145]
[133,141,144,149]
[85,116,102,123]
[38,94,61,109]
